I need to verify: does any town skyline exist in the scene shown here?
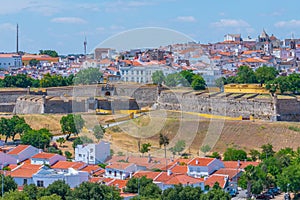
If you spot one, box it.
[1,0,300,54]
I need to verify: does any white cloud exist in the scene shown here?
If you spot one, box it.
[103,0,154,12]
[176,16,196,22]
[51,17,87,24]
[275,19,300,28]
[212,19,250,27]
[0,23,16,32]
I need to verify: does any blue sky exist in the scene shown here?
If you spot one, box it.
[1,0,300,55]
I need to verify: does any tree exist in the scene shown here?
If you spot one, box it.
[249,149,260,161]
[64,151,72,159]
[169,140,185,155]
[260,143,275,160]
[73,68,103,85]
[39,50,59,57]
[211,152,221,159]
[162,185,203,200]
[0,116,31,142]
[72,136,93,149]
[125,176,161,199]
[288,73,300,94]
[180,70,194,84]
[56,137,66,147]
[23,183,38,200]
[159,133,169,163]
[215,77,227,90]
[21,128,53,149]
[223,148,247,161]
[236,65,257,84]
[152,70,165,84]
[255,66,278,85]
[38,195,62,200]
[1,190,30,200]
[29,59,39,67]
[44,180,71,200]
[191,75,206,90]
[60,114,84,140]
[93,125,105,142]
[200,145,211,155]
[71,182,122,200]
[0,175,17,195]
[200,188,231,200]
[140,143,151,156]
[238,165,263,198]
[277,164,300,194]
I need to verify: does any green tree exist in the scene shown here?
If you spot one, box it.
[39,50,59,57]
[0,175,17,195]
[140,143,151,156]
[152,70,165,84]
[125,176,161,199]
[73,68,103,85]
[71,182,122,200]
[223,148,247,161]
[64,151,72,159]
[72,136,93,149]
[211,152,221,159]
[288,73,300,94]
[1,190,30,200]
[238,165,263,198]
[277,164,300,194]
[249,149,260,161]
[56,137,66,147]
[23,183,38,200]
[38,194,62,200]
[200,145,211,155]
[92,125,105,142]
[21,128,53,149]
[162,185,203,200]
[44,180,71,200]
[60,114,84,140]
[159,133,170,164]
[180,70,194,84]
[169,140,186,155]
[29,59,40,67]
[255,66,278,85]
[260,143,275,160]
[200,188,231,200]
[236,65,257,84]
[191,75,206,90]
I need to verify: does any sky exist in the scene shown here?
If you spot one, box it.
[1,0,300,55]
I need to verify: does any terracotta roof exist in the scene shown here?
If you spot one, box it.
[31,152,57,159]
[106,162,134,170]
[223,161,259,169]
[89,177,103,183]
[7,145,30,155]
[240,57,267,63]
[93,169,105,176]
[214,168,241,180]
[133,171,161,180]
[204,174,227,189]
[9,163,42,178]
[188,157,215,166]
[81,165,102,174]
[171,165,188,174]
[164,174,204,185]
[0,54,20,58]
[52,161,86,170]
[106,179,128,189]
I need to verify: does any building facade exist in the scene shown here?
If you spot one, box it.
[0,54,22,70]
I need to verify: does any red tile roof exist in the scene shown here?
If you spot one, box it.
[106,162,134,170]
[133,171,161,180]
[204,174,228,189]
[164,174,204,185]
[223,161,259,169]
[9,163,43,178]
[81,165,102,174]
[214,168,241,180]
[31,152,57,159]
[171,165,188,174]
[7,145,30,155]
[51,161,86,170]
[106,179,128,189]
[188,157,215,166]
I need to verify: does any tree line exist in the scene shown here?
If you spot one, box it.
[216,65,300,94]
[152,70,206,90]
[0,68,103,88]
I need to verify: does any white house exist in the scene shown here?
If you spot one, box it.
[0,152,18,169]
[187,157,224,178]
[105,162,137,180]
[0,54,22,70]
[32,168,89,188]
[31,152,66,166]
[75,141,110,164]
[7,145,39,163]
[9,163,44,186]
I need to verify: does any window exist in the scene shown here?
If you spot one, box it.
[114,171,117,177]
[79,154,82,157]
[109,171,112,175]
[23,179,27,185]
[90,156,94,160]
[90,148,93,153]
[37,180,44,187]
[120,171,123,177]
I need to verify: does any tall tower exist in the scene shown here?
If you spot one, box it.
[84,36,87,57]
[16,24,19,54]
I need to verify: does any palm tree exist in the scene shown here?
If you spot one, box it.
[159,133,169,170]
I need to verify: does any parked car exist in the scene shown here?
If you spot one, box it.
[256,193,271,200]
[268,187,281,195]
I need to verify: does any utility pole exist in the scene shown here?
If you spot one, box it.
[16,24,19,54]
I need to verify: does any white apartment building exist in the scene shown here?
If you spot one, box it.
[0,54,22,70]
[75,141,110,164]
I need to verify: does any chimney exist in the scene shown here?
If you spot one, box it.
[167,169,172,176]
[129,172,132,179]
[195,160,199,165]
[147,154,152,163]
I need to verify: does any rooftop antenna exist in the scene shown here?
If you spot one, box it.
[16,24,19,54]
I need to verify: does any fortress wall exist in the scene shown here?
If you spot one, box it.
[14,99,43,114]
[277,99,300,121]
[157,91,275,120]
[0,90,27,103]
[0,103,15,113]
